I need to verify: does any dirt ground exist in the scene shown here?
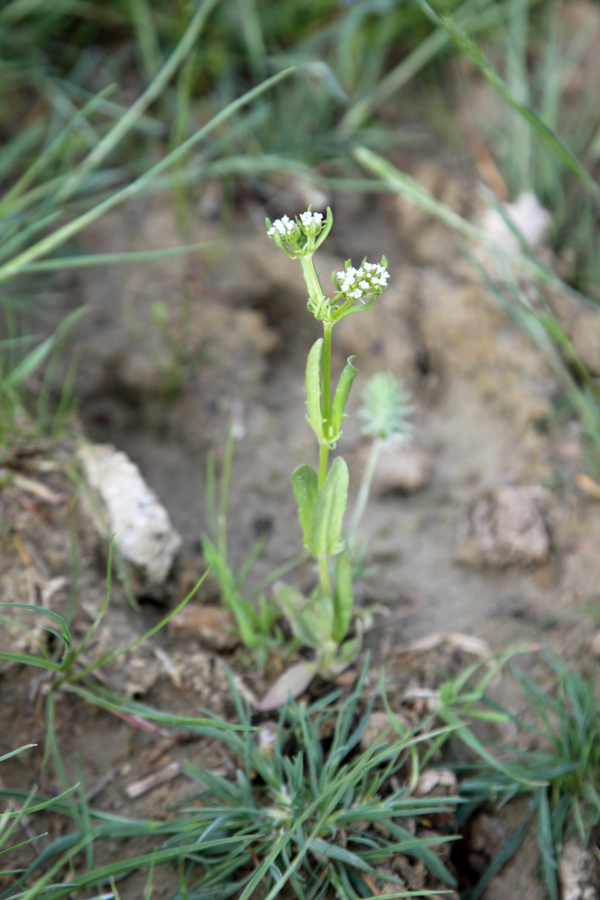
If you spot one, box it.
[2,149,600,898]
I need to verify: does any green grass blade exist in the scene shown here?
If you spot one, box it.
[0,86,116,217]
[71,570,209,680]
[467,806,534,900]
[0,745,36,765]
[18,241,213,272]
[0,67,296,284]
[536,788,559,900]
[414,0,600,203]
[128,0,161,82]
[5,306,87,388]
[353,146,578,295]
[55,0,221,204]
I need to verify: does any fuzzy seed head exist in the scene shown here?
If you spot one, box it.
[359,373,413,440]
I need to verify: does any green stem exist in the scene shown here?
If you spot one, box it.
[318,322,334,488]
[318,443,329,488]
[299,255,324,313]
[322,322,332,424]
[218,428,234,559]
[347,438,382,556]
[319,554,331,598]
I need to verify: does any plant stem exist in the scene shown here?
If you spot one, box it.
[218,429,234,559]
[322,322,332,424]
[347,438,382,555]
[319,554,331,597]
[318,322,333,487]
[318,443,329,488]
[299,255,324,314]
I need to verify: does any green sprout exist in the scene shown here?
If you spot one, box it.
[262,208,393,706]
[202,429,304,668]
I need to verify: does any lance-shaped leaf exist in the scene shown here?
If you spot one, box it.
[332,551,354,644]
[322,632,362,677]
[305,338,324,442]
[308,839,373,871]
[275,582,334,648]
[275,582,318,648]
[311,457,349,560]
[291,464,318,550]
[330,355,357,441]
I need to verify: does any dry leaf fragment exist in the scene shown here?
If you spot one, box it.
[13,474,66,504]
[125,761,181,799]
[575,473,600,500]
[153,647,183,689]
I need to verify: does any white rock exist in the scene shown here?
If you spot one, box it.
[372,436,433,496]
[455,485,550,568]
[79,442,182,594]
[560,838,600,900]
[481,191,552,255]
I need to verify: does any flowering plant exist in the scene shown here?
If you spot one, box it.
[259,208,392,710]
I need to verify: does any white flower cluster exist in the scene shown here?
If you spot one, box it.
[336,261,390,302]
[267,214,298,238]
[267,210,325,240]
[299,210,324,228]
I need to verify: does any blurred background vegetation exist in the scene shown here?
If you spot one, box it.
[0,0,599,464]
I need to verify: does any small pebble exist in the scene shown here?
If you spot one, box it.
[372,436,433,496]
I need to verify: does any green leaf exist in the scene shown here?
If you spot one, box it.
[330,356,358,441]
[311,457,349,559]
[332,551,353,644]
[202,538,261,651]
[0,602,72,653]
[331,293,377,323]
[428,4,600,204]
[537,788,559,900]
[274,582,331,648]
[0,651,61,671]
[306,338,324,442]
[6,306,87,387]
[385,822,456,887]
[327,634,362,676]
[308,838,373,872]
[0,67,296,285]
[291,464,318,549]
[0,745,36,765]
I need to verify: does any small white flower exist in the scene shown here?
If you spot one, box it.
[267,215,300,243]
[336,257,390,304]
[299,210,324,228]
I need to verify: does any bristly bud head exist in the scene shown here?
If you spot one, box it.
[359,373,414,441]
[265,207,332,258]
[333,256,390,305]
